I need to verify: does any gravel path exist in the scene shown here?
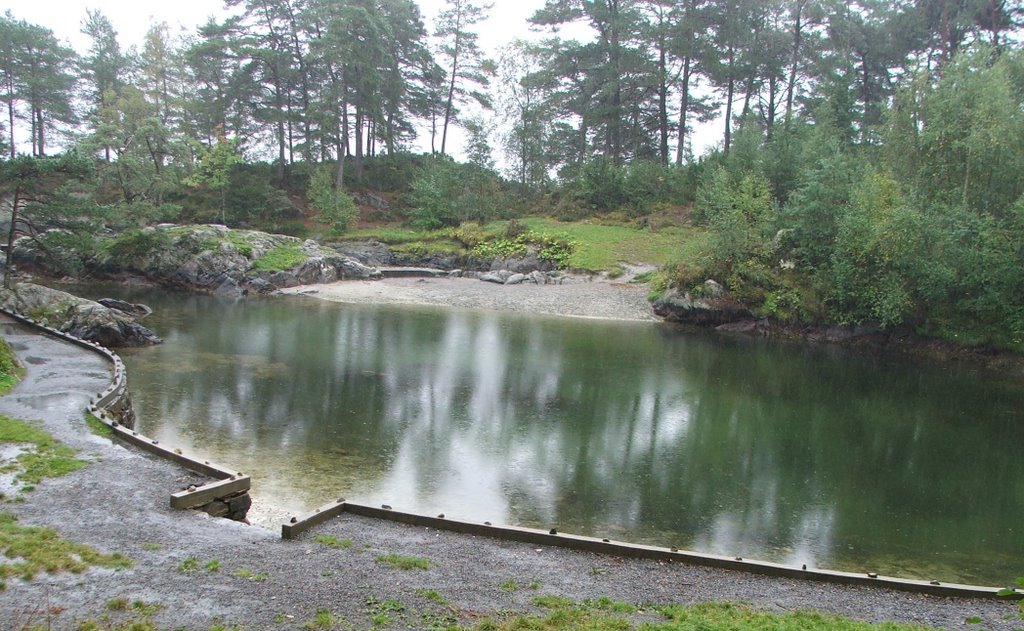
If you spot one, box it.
[277,276,659,322]
[0,317,1021,630]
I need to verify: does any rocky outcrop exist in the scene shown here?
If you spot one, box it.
[652,280,753,326]
[0,283,161,347]
[478,269,566,285]
[12,225,383,297]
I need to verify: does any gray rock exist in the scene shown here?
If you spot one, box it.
[97,299,152,319]
[702,279,725,299]
[0,283,161,347]
[505,273,527,285]
[479,273,505,284]
[448,269,464,278]
[86,225,382,294]
[529,271,547,285]
[652,287,752,326]
[330,240,395,267]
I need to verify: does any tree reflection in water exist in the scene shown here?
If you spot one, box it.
[112,290,1024,585]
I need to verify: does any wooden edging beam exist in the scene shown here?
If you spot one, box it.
[171,476,252,509]
[282,500,1021,602]
[1,307,248,512]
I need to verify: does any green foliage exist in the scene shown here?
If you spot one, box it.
[416,588,448,605]
[0,414,87,486]
[375,553,432,570]
[696,168,777,276]
[86,413,114,439]
[308,165,358,234]
[576,156,626,212]
[407,157,507,229]
[470,229,577,269]
[104,229,173,270]
[302,608,338,629]
[0,513,132,585]
[177,555,200,572]
[312,534,353,549]
[185,136,242,223]
[251,242,307,272]
[0,336,22,394]
[231,567,269,581]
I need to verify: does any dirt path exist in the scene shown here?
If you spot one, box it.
[0,318,1020,630]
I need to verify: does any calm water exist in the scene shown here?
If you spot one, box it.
[91,286,1023,585]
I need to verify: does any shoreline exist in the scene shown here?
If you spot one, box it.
[276,275,660,322]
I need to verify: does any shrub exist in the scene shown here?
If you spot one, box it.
[308,164,358,234]
[407,157,507,229]
[104,229,172,270]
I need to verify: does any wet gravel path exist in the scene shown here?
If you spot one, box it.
[0,317,1020,630]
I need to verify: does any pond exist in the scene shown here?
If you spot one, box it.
[93,285,1023,586]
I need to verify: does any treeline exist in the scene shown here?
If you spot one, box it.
[679,47,1024,351]
[4,1,1022,184]
[2,1,1024,349]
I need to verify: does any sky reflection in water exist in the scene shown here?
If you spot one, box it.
[112,290,1024,585]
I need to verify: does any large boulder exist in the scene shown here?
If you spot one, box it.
[87,225,381,296]
[0,283,161,347]
[652,284,752,326]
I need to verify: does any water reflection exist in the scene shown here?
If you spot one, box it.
[104,288,1024,585]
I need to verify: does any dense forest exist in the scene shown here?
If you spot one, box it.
[2,0,1024,350]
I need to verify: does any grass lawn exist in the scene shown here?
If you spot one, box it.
[341,218,709,275]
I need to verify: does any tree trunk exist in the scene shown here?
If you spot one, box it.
[354,107,364,183]
[441,31,461,155]
[275,81,286,182]
[676,56,692,165]
[35,108,44,156]
[723,48,735,156]
[6,87,14,158]
[657,33,669,165]
[784,0,805,133]
[4,185,22,289]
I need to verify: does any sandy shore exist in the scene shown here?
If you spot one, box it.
[278,276,660,322]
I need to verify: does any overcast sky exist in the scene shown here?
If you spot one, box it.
[2,0,718,160]
[3,0,552,62]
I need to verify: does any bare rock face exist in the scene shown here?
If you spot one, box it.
[0,283,161,347]
[652,285,753,326]
[90,225,381,296]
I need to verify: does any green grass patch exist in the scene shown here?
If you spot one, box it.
[313,534,353,549]
[415,588,448,605]
[302,608,339,629]
[653,602,930,630]
[0,414,87,487]
[376,553,432,570]
[0,513,131,585]
[251,242,308,272]
[520,218,709,274]
[225,230,256,257]
[86,413,114,439]
[232,567,269,581]
[0,336,23,395]
[499,578,520,592]
[468,599,929,630]
[344,219,708,276]
[365,596,405,627]
[533,594,576,609]
[177,555,200,572]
